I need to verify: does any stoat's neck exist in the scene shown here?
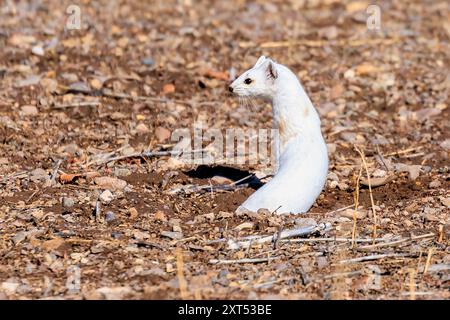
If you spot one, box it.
[271,69,322,150]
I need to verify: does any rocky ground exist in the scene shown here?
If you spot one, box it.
[0,0,449,300]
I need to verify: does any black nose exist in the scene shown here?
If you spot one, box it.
[228,86,233,93]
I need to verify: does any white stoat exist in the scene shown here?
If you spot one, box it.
[229,56,328,214]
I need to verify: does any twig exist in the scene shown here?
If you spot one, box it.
[209,256,278,264]
[355,146,377,242]
[176,247,188,299]
[339,253,416,265]
[26,189,40,203]
[95,199,101,223]
[357,233,435,251]
[352,165,363,248]
[423,248,434,274]
[375,145,390,172]
[227,223,332,250]
[385,146,424,157]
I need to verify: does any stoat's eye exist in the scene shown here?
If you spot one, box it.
[244,78,252,84]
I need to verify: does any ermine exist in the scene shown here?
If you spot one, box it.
[229,56,328,214]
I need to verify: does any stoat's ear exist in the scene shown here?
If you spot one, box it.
[254,55,266,68]
[266,60,278,79]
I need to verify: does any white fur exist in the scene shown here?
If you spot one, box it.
[229,56,329,214]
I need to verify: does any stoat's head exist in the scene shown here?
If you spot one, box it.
[229,55,278,100]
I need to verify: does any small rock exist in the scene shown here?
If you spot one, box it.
[161,231,183,240]
[111,231,123,239]
[94,176,127,191]
[1,281,20,295]
[135,123,150,134]
[429,179,441,188]
[31,46,45,56]
[41,238,65,252]
[141,57,154,66]
[173,225,182,233]
[20,105,38,116]
[105,211,116,223]
[99,190,114,204]
[439,197,450,208]
[439,139,450,151]
[234,222,254,231]
[69,81,90,92]
[162,84,175,94]
[340,132,366,144]
[372,169,387,178]
[114,167,132,177]
[12,231,28,245]
[407,167,422,181]
[339,208,367,219]
[62,197,75,208]
[344,69,355,79]
[155,127,171,142]
[316,256,328,269]
[327,172,339,182]
[295,218,317,227]
[329,180,339,188]
[61,73,78,82]
[15,75,41,87]
[424,213,440,222]
[30,168,48,182]
[129,207,139,219]
[110,112,127,120]
[211,175,233,184]
[154,210,167,222]
[194,212,215,223]
[403,219,413,227]
[337,182,349,191]
[133,230,150,241]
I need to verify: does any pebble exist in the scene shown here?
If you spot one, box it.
[339,208,367,219]
[141,57,154,66]
[69,81,90,92]
[295,217,317,227]
[94,176,127,191]
[62,197,75,208]
[105,211,116,223]
[211,175,233,184]
[31,46,45,56]
[135,123,150,134]
[160,231,183,240]
[12,231,28,245]
[429,179,441,188]
[327,172,339,182]
[99,190,114,204]
[16,75,41,87]
[30,168,48,182]
[155,126,171,142]
[114,167,132,177]
[20,105,38,116]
